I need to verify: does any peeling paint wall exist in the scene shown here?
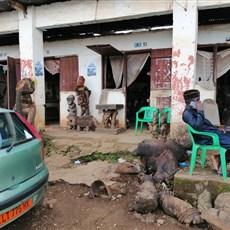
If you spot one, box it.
[171,0,198,138]
[21,59,33,78]
[18,8,45,129]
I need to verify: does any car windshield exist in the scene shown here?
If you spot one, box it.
[0,112,34,149]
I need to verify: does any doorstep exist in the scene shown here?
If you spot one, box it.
[95,127,126,135]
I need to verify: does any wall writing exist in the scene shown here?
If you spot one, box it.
[21,59,33,78]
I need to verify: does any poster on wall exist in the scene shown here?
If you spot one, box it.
[87,63,96,76]
[35,61,43,76]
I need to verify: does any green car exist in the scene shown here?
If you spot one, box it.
[0,108,49,228]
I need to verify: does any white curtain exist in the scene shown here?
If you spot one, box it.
[97,89,110,113]
[44,60,60,75]
[217,48,230,79]
[196,48,230,88]
[127,53,150,87]
[0,64,7,73]
[109,56,124,89]
[196,51,214,90]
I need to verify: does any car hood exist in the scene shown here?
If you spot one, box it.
[0,139,45,192]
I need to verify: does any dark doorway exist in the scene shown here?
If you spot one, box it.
[0,62,7,108]
[127,57,151,127]
[217,69,230,125]
[45,69,60,125]
[0,58,20,109]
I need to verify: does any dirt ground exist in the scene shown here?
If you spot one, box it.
[4,178,203,230]
[3,126,207,230]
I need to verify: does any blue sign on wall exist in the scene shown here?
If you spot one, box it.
[87,63,96,76]
[35,61,43,76]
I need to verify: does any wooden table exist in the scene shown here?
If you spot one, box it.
[96,104,124,129]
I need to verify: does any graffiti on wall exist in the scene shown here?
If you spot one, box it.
[171,49,194,115]
[152,58,171,89]
[21,59,33,78]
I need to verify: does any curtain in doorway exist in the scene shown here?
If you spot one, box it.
[44,60,60,75]
[109,56,124,89]
[196,50,214,90]
[217,48,230,79]
[196,48,230,90]
[127,53,150,87]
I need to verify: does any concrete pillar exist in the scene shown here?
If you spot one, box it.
[18,7,45,130]
[171,0,198,138]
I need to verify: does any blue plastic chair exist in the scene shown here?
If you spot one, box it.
[134,106,159,135]
[158,107,171,127]
[187,124,228,181]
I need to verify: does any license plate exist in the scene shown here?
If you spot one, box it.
[0,199,33,226]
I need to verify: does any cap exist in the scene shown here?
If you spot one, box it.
[183,89,200,102]
[67,94,75,100]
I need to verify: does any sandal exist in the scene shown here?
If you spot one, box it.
[217,167,230,177]
[211,168,230,177]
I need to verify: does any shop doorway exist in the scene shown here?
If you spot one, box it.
[217,69,230,125]
[127,57,151,127]
[0,62,7,108]
[197,46,230,126]
[45,69,60,125]
[0,57,20,109]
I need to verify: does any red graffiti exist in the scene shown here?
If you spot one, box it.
[172,49,181,57]
[21,59,33,78]
[180,63,186,67]
[183,76,191,86]
[172,75,183,96]
[172,73,192,105]
[172,60,178,68]
[188,55,194,70]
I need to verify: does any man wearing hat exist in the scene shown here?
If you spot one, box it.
[182,89,230,176]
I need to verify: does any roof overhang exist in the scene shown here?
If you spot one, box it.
[87,45,123,56]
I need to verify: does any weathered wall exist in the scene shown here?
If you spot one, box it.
[0,22,230,128]
[34,0,173,29]
[0,0,230,130]
[170,0,198,138]
[0,0,229,35]
[0,11,18,33]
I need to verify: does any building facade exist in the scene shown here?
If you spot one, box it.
[0,0,230,137]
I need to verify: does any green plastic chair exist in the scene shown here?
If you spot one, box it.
[158,107,171,127]
[134,106,159,135]
[187,124,228,181]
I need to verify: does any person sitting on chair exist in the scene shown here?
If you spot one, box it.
[182,89,230,176]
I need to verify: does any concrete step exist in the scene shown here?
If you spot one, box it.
[174,166,230,205]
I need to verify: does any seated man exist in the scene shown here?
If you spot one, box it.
[182,89,230,176]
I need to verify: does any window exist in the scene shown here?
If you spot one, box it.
[87,44,150,89]
[0,112,34,149]
[87,44,123,89]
